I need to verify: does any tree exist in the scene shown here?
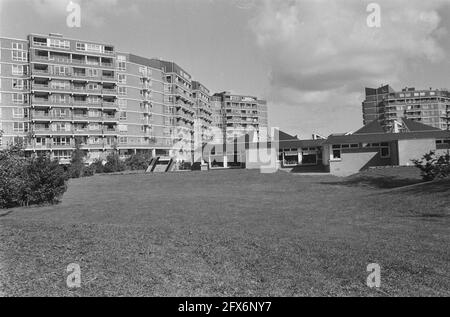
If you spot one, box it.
[412,151,450,181]
[68,138,86,178]
[0,144,68,209]
[24,153,68,206]
[103,146,125,173]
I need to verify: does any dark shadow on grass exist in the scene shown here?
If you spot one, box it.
[0,209,15,218]
[399,179,450,194]
[321,175,423,189]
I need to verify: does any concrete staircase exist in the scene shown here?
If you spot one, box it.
[146,156,176,173]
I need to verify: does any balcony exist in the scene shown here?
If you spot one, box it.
[32,83,72,93]
[32,54,115,69]
[101,101,118,110]
[102,88,117,95]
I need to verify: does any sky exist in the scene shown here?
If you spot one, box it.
[1,0,450,138]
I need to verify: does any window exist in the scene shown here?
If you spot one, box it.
[88,109,101,117]
[13,108,24,118]
[12,42,24,50]
[118,99,127,109]
[12,79,27,90]
[119,111,127,121]
[119,136,128,144]
[51,80,70,90]
[53,137,71,146]
[380,147,390,158]
[12,50,27,62]
[13,122,27,132]
[86,43,102,53]
[12,93,27,104]
[87,83,100,90]
[117,55,126,71]
[51,94,71,104]
[76,42,86,51]
[54,66,70,76]
[48,39,70,49]
[13,136,24,145]
[89,123,100,131]
[332,149,341,160]
[87,68,99,77]
[118,74,126,84]
[118,87,127,96]
[118,124,128,132]
[53,150,71,160]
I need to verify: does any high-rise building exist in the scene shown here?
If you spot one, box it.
[363,85,450,131]
[212,91,268,141]
[192,81,213,144]
[0,33,269,164]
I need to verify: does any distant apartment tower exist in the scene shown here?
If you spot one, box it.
[212,91,268,141]
[363,85,450,131]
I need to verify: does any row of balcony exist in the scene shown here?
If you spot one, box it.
[32,83,117,95]
[33,128,119,135]
[32,55,114,68]
[31,41,115,56]
[29,141,117,150]
[32,69,116,81]
[32,99,118,109]
[175,102,195,115]
[31,113,117,122]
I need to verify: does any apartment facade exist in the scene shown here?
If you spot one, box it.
[212,91,268,142]
[192,81,213,144]
[363,85,450,131]
[0,33,269,164]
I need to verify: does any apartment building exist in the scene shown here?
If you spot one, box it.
[114,53,173,159]
[212,91,268,142]
[362,85,450,131]
[0,33,270,165]
[192,81,213,143]
[0,37,30,151]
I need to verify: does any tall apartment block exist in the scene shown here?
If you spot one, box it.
[363,85,450,131]
[212,91,268,141]
[0,33,270,164]
[192,81,213,144]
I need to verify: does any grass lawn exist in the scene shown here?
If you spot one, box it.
[0,169,449,296]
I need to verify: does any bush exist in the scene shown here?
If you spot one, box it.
[82,164,96,177]
[0,146,68,209]
[91,159,105,174]
[124,153,152,170]
[103,151,126,173]
[24,154,68,206]
[412,151,450,181]
[0,145,29,208]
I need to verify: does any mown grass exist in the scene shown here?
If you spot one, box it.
[0,169,449,296]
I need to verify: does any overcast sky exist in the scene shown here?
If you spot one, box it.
[1,0,450,137]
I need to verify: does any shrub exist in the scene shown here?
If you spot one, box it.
[91,159,105,174]
[124,153,152,170]
[0,146,68,208]
[82,164,96,177]
[412,151,450,181]
[0,145,29,208]
[23,154,68,206]
[103,151,126,173]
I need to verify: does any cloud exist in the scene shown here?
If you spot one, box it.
[249,0,449,135]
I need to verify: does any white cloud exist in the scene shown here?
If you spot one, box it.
[250,0,449,135]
